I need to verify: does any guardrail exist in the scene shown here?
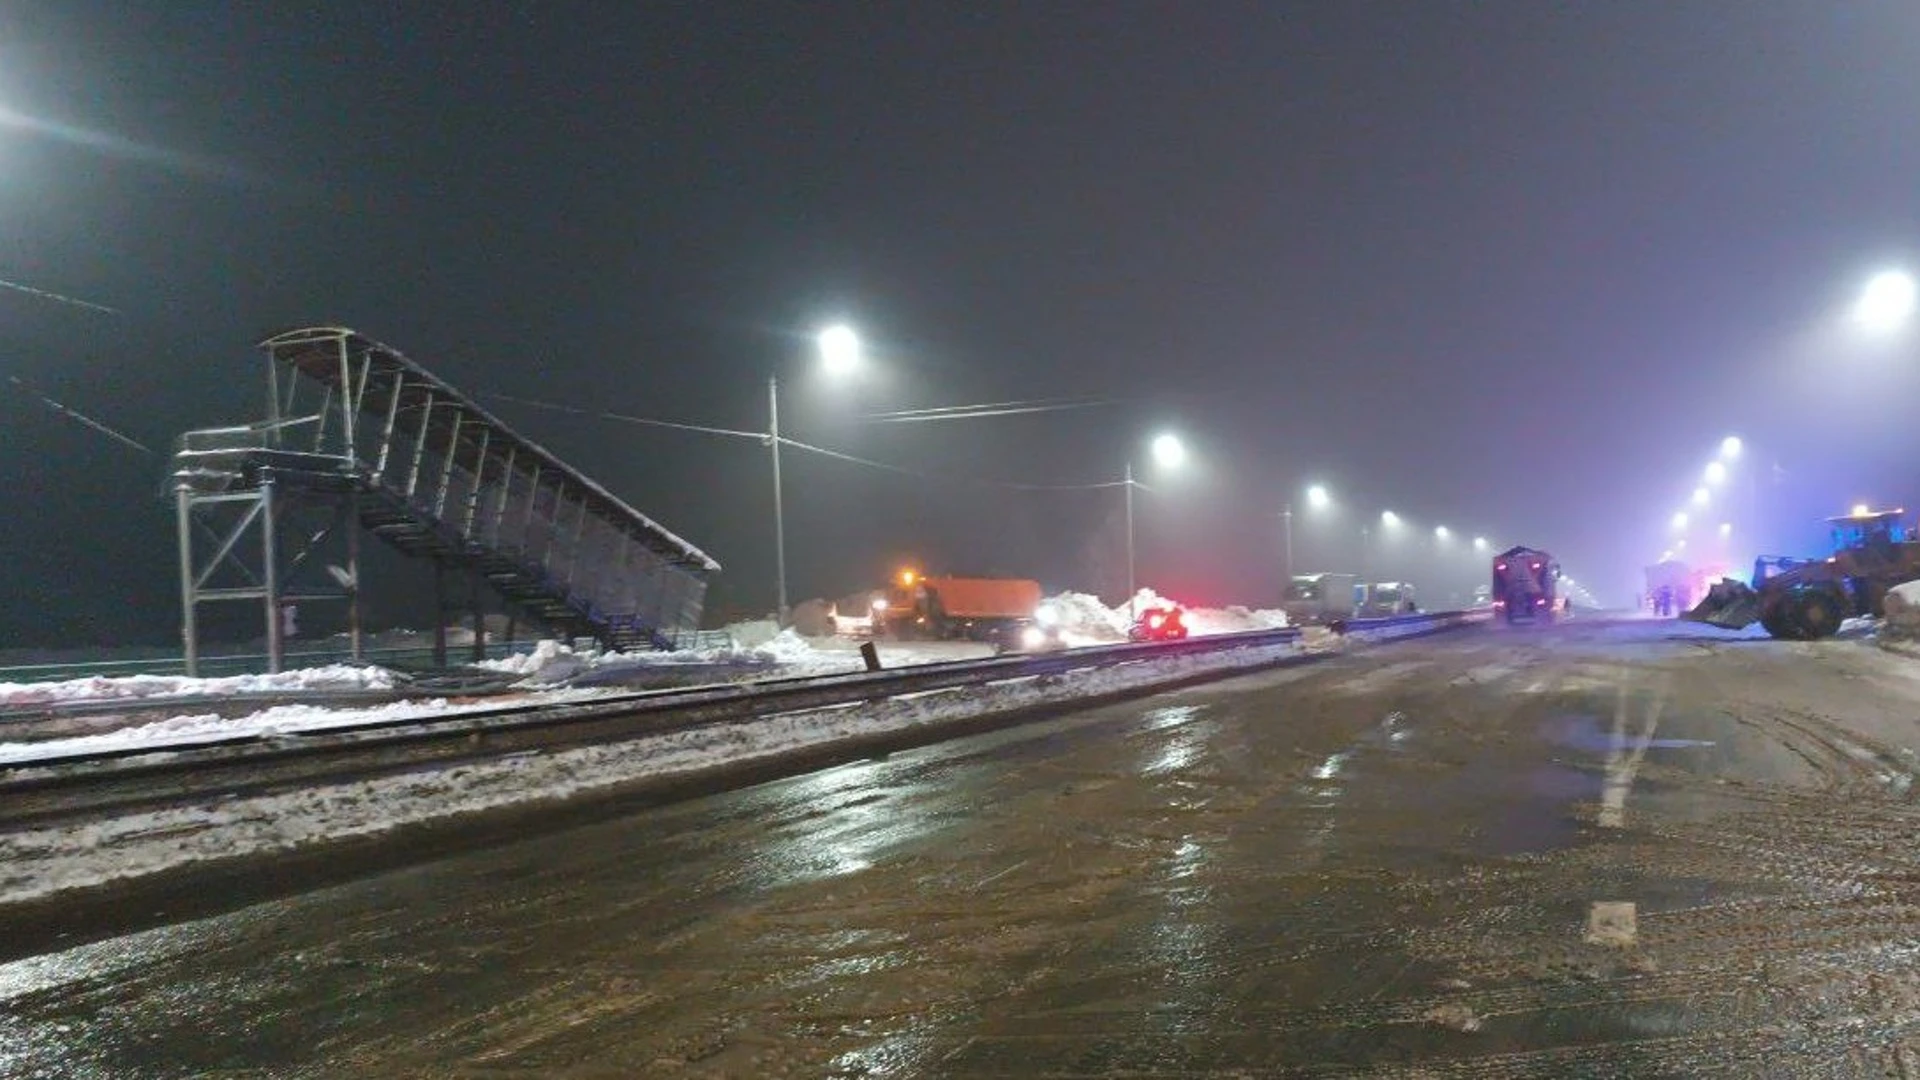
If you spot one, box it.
[0,627,1306,824]
[1332,608,1492,641]
[0,611,1487,829]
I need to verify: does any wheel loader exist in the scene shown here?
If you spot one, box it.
[1684,509,1920,639]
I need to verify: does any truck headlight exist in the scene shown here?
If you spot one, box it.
[1020,626,1048,649]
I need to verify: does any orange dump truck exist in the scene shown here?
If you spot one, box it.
[878,573,1045,644]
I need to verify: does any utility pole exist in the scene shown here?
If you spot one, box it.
[769,374,787,625]
[1124,462,1136,619]
[1283,502,1294,583]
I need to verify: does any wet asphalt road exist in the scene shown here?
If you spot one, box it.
[11,617,1920,1077]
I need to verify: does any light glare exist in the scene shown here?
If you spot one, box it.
[1704,461,1727,485]
[1720,435,1743,460]
[1855,270,1918,333]
[817,324,862,375]
[1150,432,1186,469]
[1306,484,1331,510]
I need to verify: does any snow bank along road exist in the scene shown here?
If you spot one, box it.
[11,618,1920,1075]
[9,620,1462,917]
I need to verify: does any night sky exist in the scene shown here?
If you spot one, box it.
[1,3,1917,648]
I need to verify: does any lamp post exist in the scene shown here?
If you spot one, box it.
[770,323,863,623]
[1125,432,1186,618]
[1284,483,1332,585]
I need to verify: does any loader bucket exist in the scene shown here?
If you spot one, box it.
[1683,579,1762,630]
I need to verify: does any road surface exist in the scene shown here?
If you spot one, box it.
[8,617,1920,1077]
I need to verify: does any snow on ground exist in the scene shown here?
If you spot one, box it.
[1884,582,1920,643]
[0,700,461,765]
[0,635,1307,905]
[1,590,1291,712]
[1042,588,1288,645]
[0,665,398,709]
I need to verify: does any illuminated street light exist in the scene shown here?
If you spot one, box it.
[1285,483,1334,585]
[1720,435,1743,461]
[1854,269,1918,334]
[1719,522,1733,538]
[1150,432,1187,469]
[1434,525,1450,540]
[1126,432,1188,617]
[1704,461,1728,486]
[1692,486,1710,508]
[1661,549,1674,561]
[1381,510,1401,527]
[1472,536,1488,552]
[772,322,868,622]
[817,324,863,376]
[1671,511,1689,531]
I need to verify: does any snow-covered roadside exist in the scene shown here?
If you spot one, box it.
[0,689,604,766]
[0,665,398,708]
[0,638,1309,905]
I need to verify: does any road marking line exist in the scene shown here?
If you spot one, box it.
[1599,678,1667,829]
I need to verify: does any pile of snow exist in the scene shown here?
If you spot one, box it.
[0,698,467,766]
[1883,582,1920,643]
[1040,591,1130,642]
[1039,588,1288,643]
[1184,603,1291,636]
[0,665,398,709]
[477,629,862,687]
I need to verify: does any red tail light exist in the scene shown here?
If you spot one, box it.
[1531,562,1542,570]
[1496,562,1507,571]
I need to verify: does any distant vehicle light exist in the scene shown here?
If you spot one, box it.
[1020,625,1048,649]
[1531,562,1541,570]
[870,597,889,612]
[1034,603,1058,627]
[1536,597,1547,605]
[1148,612,1165,627]
[1853,503,1872,517]
[898,569,918,587]
[1495,562,1507,571]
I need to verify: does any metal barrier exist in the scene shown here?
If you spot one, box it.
[1330,609,1493,641]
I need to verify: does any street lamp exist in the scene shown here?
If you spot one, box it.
[1125,431,1185,617]
[1692,486,1710,508]
[770,324,865,622]
[1671,510,1689,531]
[1284,483,1336,584]
[1720,435,1743,461]
[1472,536,1489,552]
[1854,269,1917,334]
[1434,525,1450,540]
[1704,461,1727,486]
[816,324,862,376]
[1381,510,1400,528]
[1719,522,1733,538]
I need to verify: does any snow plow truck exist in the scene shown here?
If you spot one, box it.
[1685,509,1920,639]
[1493,546,1558,623]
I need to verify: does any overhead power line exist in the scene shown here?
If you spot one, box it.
[5,374,152,454]
[487,391,1128,492]
[0,277,120,316]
